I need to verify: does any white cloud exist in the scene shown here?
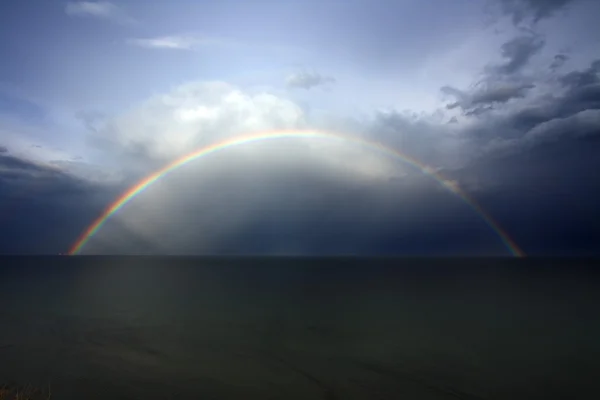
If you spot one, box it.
[87,80,411,184]
[65,2,136,25]
[100,81,305,160]
[126,36,219,50]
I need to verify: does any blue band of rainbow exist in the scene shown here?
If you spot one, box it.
[69,129,525,256]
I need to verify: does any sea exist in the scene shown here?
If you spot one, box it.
[0,257,598,399]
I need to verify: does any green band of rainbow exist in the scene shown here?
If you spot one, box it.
[68,129,525,256]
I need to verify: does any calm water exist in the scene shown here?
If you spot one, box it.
[0,257,599,399]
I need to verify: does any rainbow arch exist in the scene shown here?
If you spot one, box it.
[68,129,525,256]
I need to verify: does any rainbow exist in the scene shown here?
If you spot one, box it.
[68,129,525,256]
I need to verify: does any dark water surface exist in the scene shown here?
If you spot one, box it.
[0,257,599,399]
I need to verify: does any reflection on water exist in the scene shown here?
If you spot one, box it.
[0,257,599,399]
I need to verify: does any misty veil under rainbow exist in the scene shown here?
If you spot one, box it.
[68,129,525,256]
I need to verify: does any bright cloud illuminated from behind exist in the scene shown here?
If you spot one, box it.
[86,80,413,183]
[94,82,305,162]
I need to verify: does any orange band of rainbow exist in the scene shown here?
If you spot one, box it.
[69,129,525,256]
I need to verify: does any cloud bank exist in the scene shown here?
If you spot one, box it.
[0,152,118,254]
[492,0,575,26]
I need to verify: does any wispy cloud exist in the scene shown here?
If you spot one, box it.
[286,71,336,90]
[126,33,308,57]
[65,1,137,25]
[126,36,220,50]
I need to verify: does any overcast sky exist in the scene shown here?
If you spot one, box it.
[1,0,599,255]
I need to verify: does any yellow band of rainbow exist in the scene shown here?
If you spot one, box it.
[68,129,525,256]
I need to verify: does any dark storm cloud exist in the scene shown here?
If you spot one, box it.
[0,153,120,254]
[559,59,600,89]
[495,34,545,75]
[494,0,575,25]
[82,157,510,256]
[0,153,64,176]
[498,59,600,133]
[368,109,468,168]
[123,138,598,257]
[0,146,7,153]
[286,71,336,90]
[550,54,569,72]
[440,59,600,155]
[485,109,600,155]
[441,22,597,121]
[0,137,518,256]
[442,82,535,113]
[432,56,600,255]
[5,118,598,257]
[441,33,544,116]
[446,137,600,255]
[217,178,497,256]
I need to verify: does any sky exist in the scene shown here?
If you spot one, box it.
[0,0,599,255]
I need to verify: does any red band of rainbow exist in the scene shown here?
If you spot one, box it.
[69,130,525,256]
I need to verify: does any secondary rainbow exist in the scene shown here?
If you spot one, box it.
[68,129,525,256]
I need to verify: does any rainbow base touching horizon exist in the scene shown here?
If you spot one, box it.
[68,129,525,257]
